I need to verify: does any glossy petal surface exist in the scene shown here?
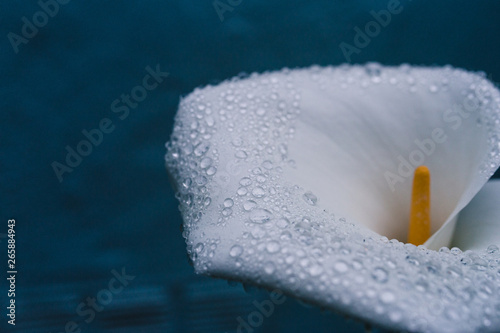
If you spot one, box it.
[166,64,500,332]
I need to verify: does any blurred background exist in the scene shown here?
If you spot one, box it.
[1,0,499,332]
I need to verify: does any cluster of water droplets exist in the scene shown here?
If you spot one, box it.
[165,64,500,332]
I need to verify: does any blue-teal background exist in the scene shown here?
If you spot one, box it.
[1,1,499,332]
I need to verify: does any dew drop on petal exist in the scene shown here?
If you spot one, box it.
[371,267,388,283]
[235,151,248,159]
[239,177,252,186]
[200,157,213,169]
[252,187,266,198]
[249,208,272,223]
[222,208,233,216]
[302,191,318,205]
[206,166,217,176]
[266,241,281,253]
[276,218,290,229]
[262,160,273,169]
[380,291,396,304]
[487,245,499,254]
[309,264,323,277]
[205,116,215,127]
[280,231,292,241]
[194,142,210,156]
[195,175,208,186]
[182,178,192,190]
[264,262,275,274]
[256,175,266,183]
[232,138,243,147]
[194,243,204,254]
[229,245,243,257]
[333,260,349,273]
[243,200,257,211]
[237,187,248,196]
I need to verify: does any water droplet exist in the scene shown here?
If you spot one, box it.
[264,262,275,274]
[278,143,288,157]
[252,187,266,198]
[222,208,233,216]
[309,265,323,276]
[194,142,210,156]
[205,116,215,127]
[239,177,252,186]
[439,247,450,253]
[182,178,192,190]
[302,191,318,205]
[206,166,217,176]
[280,230,292,241]
[365,63,381,78]
[252,167,262,175]
[405,255,420,266]
[243,200,257,211]
[371,267,388,283]
[200,157,213,169]
[389,310,402,323]
[223,198,234,208]
[237,187,248,196]
[251,226,265,239]
[249,208,272,223]
[229,245,243,257]
[333,260,349,273]
[487,245,499,254]
[232,138,243,147]
[285,255,295,264]
[194,243,204,254]
[276,218,290,229]
[266,241,281,253]
[380,291,395,304]
[262,160,273,169]
[195,175,208,186]
[256,108,266,116]
[235,151,248,159]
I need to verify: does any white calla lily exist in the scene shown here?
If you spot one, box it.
[165,64,500,332]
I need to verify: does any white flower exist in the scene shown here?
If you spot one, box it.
[165,64,500,332]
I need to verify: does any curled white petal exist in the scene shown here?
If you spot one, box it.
[453,180,500,251]
[166,64,500,332]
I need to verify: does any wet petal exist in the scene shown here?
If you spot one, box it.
[166,64,500,332]
[452,180,500,251]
